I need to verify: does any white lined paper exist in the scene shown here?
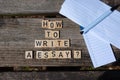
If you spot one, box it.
[60,0,110,27]
[59,0,120,68]
[83,31,116,68]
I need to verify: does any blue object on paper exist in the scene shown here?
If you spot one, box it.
[59,0,120,68]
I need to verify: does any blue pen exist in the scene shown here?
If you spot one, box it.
[81,4,120,34]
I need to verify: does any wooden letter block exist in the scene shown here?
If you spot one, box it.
[36,51,51,59]
[45,30,52,38]
[64,51,71,58]
[55,21,63,28]
[35,39,70,48]
[25,51,33,59]
[45,30,60,39]
[42,20,63,29]
[63,39,70,47]
[36,51,71,59]
[49,51,56,59]
[42,20,49,28]
[48,21,56,29]
[36,51,42,59]
[52,31,60,38]
[35,40,51,48]
[56,39,69,47]
[73,50,81,59]
[35,40,43,48]
[44,40,50,47]
[56,51,71,59]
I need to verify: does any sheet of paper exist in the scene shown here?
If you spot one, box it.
[59,0,120,68]
[83,31,116,68]
[59,0,110,27]
[91,10,120,49]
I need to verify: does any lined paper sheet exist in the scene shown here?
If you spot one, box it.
[59,0,120,68]
[91,10,120,49]
[83,31,116,68]
[59,0,110,27]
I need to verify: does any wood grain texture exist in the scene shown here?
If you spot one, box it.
[1,71,120,80]
[0,18,119,67]
[0,18,92,67]
[0,72,104,80]
[0,0,119,68]
[0,0,64,15]
[0,0,119,16]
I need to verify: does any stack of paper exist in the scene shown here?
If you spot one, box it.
[59,0,120,68]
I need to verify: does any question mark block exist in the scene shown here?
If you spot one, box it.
[73,50,81,59]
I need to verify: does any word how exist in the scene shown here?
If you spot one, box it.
[42,20,62,29]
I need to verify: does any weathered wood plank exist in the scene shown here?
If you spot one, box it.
[0,0,119,16]
[102,0,120,7]
[0,71,104,80]
[0,18,93,67]
[0,18,119,68]
[1,71,120,80]
[0,0,119,69]
[0,0,64,15]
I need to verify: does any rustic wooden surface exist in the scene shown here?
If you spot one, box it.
[0,0,119,16]
[0,71,104,80]
[0,18,92,67]
[0,0,119,69]
[0,71,120,80]
[0,0,120,80]
[0,0,64,16]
